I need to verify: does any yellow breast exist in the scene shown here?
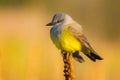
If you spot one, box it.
[60,26,82,53]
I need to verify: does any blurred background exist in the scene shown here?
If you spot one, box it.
[0,0,120,80]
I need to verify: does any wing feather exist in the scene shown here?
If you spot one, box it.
[68,22,91,49]
[68,22,103,61]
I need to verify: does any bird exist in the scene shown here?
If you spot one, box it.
[46,12,103,63]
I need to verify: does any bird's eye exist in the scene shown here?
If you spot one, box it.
[56,19,64,23]
[57,20,60,23]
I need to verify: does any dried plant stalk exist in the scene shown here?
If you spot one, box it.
[62,51,74,80]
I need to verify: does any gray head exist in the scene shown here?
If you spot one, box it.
[46,12,73,26]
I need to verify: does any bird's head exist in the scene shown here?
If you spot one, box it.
[46,12,73,26]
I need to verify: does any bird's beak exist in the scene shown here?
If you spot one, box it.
[46,22,53,26]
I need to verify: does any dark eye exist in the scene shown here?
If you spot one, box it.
[57,20,60,23]
[57,19,64,23]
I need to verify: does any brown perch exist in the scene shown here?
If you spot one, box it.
[62,51,74,80]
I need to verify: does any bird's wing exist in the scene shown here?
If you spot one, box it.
[68,22,103,61]
[68,22,92,49]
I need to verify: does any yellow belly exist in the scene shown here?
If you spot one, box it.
[60,26,82,53]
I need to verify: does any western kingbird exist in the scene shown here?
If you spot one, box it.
[46,12,103,63]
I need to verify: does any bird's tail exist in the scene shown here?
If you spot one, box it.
[81,44,103,62]
[84,51,103,62]
[72,51,85,63]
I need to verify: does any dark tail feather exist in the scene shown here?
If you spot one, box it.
[85,51,103,62]
[72,51,85,63]
[91,52,103,60]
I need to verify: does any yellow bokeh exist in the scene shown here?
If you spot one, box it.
[0,0,120,80]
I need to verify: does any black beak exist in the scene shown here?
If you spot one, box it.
[46,22,53,26]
